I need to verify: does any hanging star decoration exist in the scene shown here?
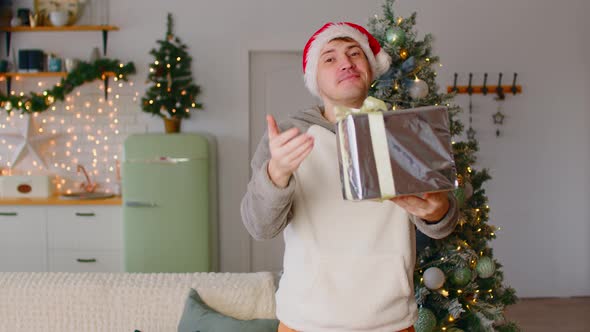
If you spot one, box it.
[493,110,506,137]
[493,111,505,125]
[0,115,61,169]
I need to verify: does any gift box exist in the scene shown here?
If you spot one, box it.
[335,98,457,201]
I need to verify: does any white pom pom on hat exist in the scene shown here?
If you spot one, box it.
[302,22,392,98]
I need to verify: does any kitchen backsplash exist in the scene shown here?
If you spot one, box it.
[0,79,146,195]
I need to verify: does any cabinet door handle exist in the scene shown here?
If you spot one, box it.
[75,212,96,217]
[76,258,97,263]
[0,212,18,216]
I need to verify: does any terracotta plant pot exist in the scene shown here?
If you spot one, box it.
[164,117,182,133]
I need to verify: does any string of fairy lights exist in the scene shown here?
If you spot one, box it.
[0,74,140,194]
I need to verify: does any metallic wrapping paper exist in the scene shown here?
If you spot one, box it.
[335,105,457,201]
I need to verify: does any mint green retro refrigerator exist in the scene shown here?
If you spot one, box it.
[122,134,217,272]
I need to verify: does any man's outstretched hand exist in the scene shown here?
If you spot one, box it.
[390,192,450,223]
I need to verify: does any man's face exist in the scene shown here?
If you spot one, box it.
[316,38,372,108]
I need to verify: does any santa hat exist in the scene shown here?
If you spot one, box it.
[303,22,392,97]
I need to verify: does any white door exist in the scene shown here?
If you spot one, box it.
[249,51,318,272]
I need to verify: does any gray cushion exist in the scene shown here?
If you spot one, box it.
[177,288,279,332]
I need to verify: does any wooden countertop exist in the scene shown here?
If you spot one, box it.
[0,194,122,206]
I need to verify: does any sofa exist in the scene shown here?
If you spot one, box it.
[0,272,277,332]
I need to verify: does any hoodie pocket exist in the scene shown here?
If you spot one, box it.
[298,254,413,329]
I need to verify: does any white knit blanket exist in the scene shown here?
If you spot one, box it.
[0,272,277,332]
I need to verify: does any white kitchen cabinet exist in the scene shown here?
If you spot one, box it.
[0,202,122,272]
[47,206,123,272]
[0,207,47,272]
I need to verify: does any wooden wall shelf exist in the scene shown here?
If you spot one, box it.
[0,72,67,78]
[0,71,116,78]
[0,25,119,32]
[2,25,119,57]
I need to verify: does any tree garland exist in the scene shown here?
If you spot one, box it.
[0,58,136,114]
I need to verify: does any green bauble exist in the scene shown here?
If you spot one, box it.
[414,307,437,332]
[453,188,466,208]
[476,256,496,278]
[450,267,472,287]
[385,26,406,46]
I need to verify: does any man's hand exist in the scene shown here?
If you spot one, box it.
[390,192,450,223]
[266,115,314,188]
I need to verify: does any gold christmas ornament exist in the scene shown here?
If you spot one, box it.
[399,48,409,60]
[457,174,464,186]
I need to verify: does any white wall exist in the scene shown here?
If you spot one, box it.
[5,0,588,297]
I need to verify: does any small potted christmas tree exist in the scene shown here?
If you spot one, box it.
[141,13,203,133]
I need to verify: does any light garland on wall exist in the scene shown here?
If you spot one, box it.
[0,74,141,195]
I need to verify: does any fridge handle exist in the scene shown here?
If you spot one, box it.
[125,157,199,164]
[125,201,158,208]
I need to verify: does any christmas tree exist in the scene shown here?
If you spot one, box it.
[368,1,520,331]
[141,13,203,121]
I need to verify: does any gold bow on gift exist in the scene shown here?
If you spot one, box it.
[334,96,389,122]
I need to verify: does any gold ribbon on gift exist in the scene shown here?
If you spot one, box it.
[335,97,396,200]
[334,96,388,122]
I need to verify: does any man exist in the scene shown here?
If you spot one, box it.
[241,22,458,332]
